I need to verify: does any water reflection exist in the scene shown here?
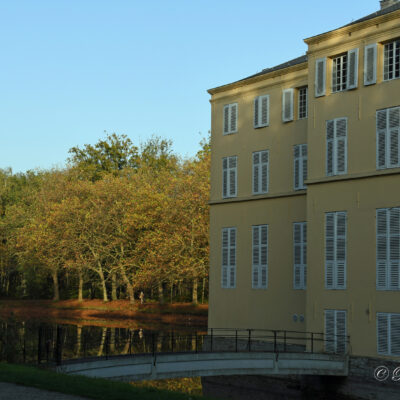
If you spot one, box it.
[0,319,206,365]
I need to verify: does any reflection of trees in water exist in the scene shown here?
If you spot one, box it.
[0,320,204,363]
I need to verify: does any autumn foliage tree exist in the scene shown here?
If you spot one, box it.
[1,133,210,304]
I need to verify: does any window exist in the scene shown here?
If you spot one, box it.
[332,49,358,93]
[282,88,294,122]
[315,57,326,97]
[294,144,307,190]
[376,106,400,169]
[254,95,269,128]
[377,313,400,356]
[252,150,269,194]
[293,222,307,290]
[325,212,347,290]
[298,87,308,119]
[376,208,400,290]
[221,227,236,289]
[222,156,237,198]
[326,118,347,176]
[252,225,268,289]
[325,310,347,354]
[384,39,400,81]
[223,103,238,135]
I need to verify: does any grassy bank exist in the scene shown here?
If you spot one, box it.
[0,363,211,400]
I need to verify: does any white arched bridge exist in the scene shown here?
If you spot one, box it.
[53,328,350,381]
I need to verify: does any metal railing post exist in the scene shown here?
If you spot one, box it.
[152,333,155,356]
[311,333,314,353]
[284,331,287,352]
[235,330,238,352]
[248,329,251,352]
[273,331,277,353]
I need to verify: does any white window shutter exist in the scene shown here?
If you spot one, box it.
[335,119,347,174]
[325,213,335,289]
[389,107,400,168]
[221,229,229,288]
[325,310,335,352]
[261,151,269,193]
[254,97,259,128]
[261,95,269,126]
[336,311,347,353]
[230,103,238,133]
[229,228,236,288]
[294,145,300,190]
[336,212,347,289]
[282,88,294,122]
[302,145,308,188]
[260,225,268,288]
[229,156,237,197]
[347,48,359,89]
[377,109,388,169]
[315,58,326,97]
[326,120,334,176]
[364,43,377,86]
[223,105,229,134]
[222,158,228,198]
[377,209,388,289]
[377,313,389,354]
[252,226,260,288]
[253,152,260,194]
[303,223,307,288]
[391,314,400,355]
[389,208,400,290]
[293,223,302,289]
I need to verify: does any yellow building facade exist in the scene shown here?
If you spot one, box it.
[208,1,400,359]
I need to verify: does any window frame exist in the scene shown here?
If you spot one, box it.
[326,117,348,176]
[383,39,400,82]
[298,86,308,120]
[294,144,307,190]
[221,227,236,289]
[254,95,269,128]
[252,225,268,289]
[377,312,400,356]
[293,222,307,290]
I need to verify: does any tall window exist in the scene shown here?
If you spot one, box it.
[294,144,307,190]
[293,222,307,290]
[298,87,308,119]
[377,313,400,356]
[325,212,347,290]
[223,103,238,135]
[221,227,236,289]
[325,310,347,354]
[332,54,348,92]
[376,106,400,169]
[254,95,269,128]
[253,150,269,194]
[376,208,400,290]
[326,118,347,176]
[252,225,268,289]
[222,156,237,198]
[384,39,400,81]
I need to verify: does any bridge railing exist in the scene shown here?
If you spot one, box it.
[0,324,350,367]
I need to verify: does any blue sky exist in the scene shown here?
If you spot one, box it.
[0,0,382,173]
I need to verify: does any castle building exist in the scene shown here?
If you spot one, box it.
[207,0,400,359]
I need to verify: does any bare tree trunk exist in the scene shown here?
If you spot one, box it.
[111,272,117,301]
[170,280,174,303]
[120,269,135,304]
[158,282,164,304]
[201,277,206,304]
[110,328,115,352]
[78,269,84,302]
[98,266,108,302]
[98,327,107,356]
[52,270,60,301]
[192,278,198,305]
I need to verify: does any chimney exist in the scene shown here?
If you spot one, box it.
[380,0,399,9]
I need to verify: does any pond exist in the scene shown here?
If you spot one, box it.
[0,314,207,365]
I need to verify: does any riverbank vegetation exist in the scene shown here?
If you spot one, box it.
[0,363,210,400]
[0,133,210,305]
